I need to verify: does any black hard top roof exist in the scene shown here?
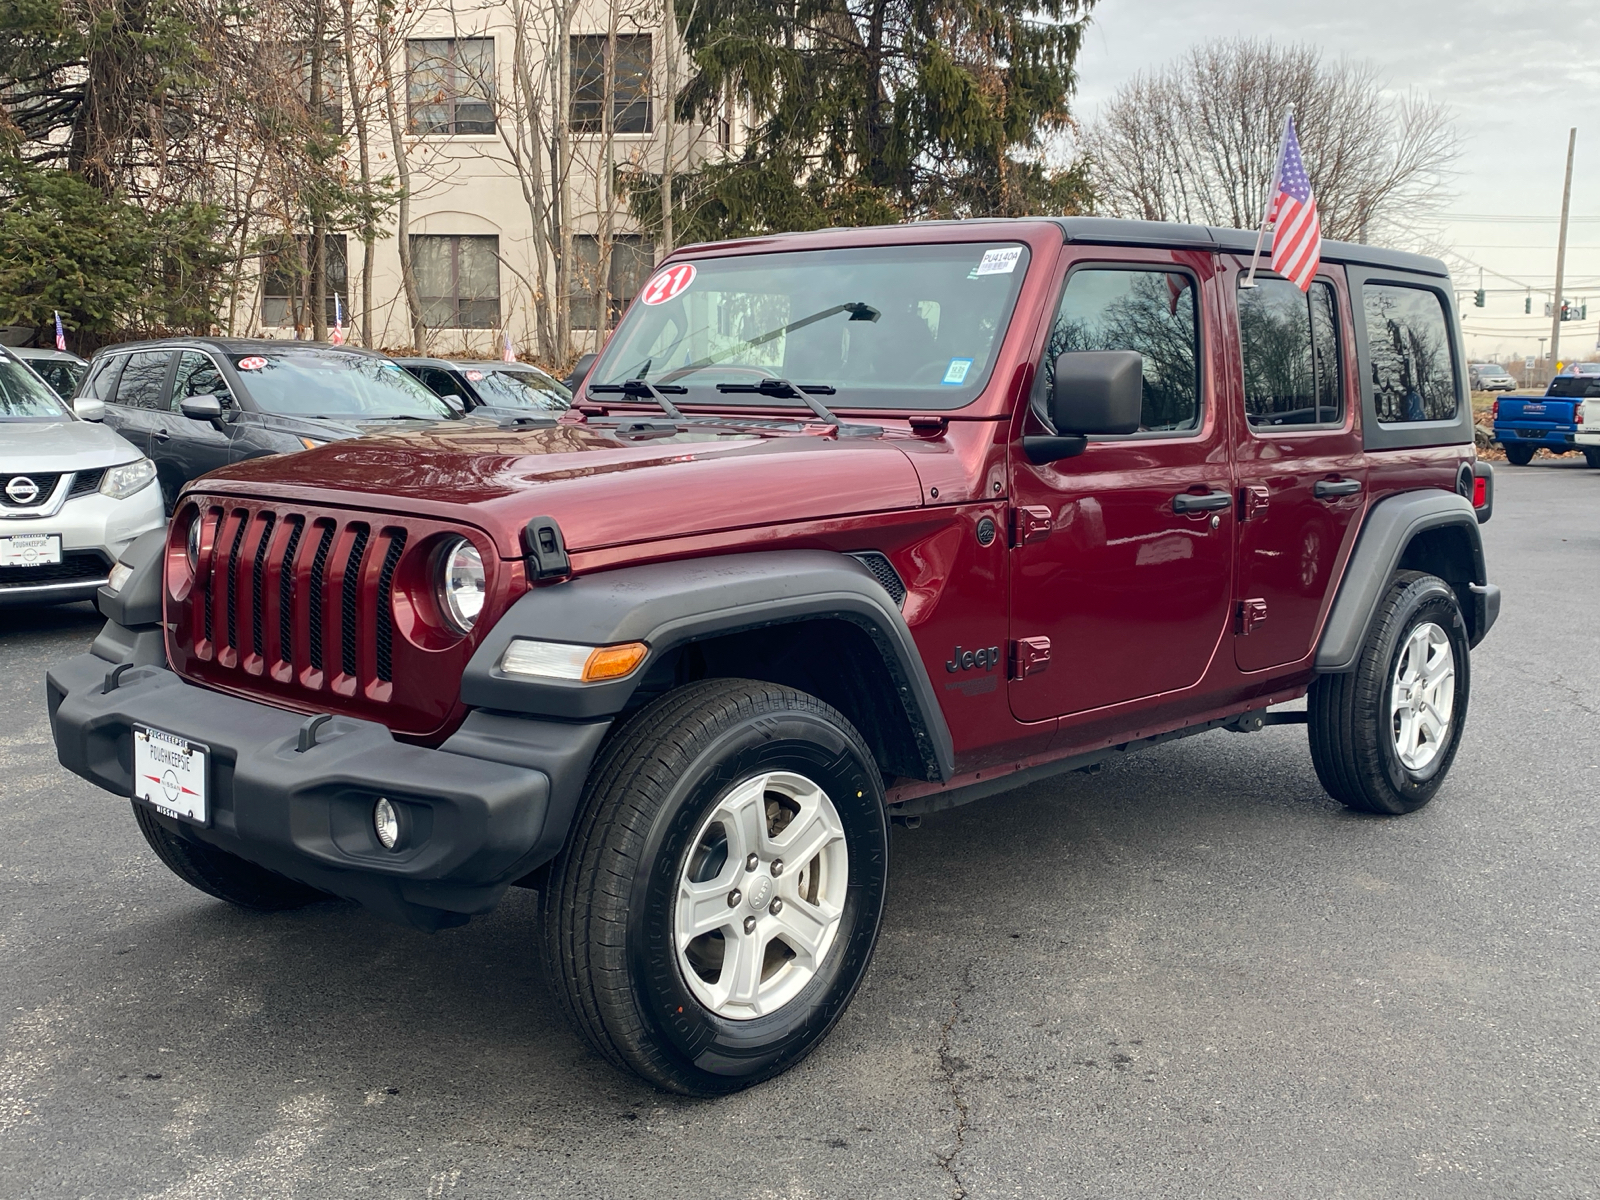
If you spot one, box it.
[392,357,550,371]
[93,336,390,359]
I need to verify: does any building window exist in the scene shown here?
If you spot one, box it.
[412,234,501,328]
[571,34,651,134]
[408,38,495,135]
[261,234,348,329]
[570,235,653,331]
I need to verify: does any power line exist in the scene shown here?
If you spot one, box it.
[1445,213,1600,224]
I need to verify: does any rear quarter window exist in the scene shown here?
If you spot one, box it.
[1362,284,1458,424]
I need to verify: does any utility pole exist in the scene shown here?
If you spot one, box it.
[1549,127,1577,371]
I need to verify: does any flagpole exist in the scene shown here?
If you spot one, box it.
[1242,107,1295,289]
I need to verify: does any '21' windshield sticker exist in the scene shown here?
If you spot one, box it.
[236,356,268,371]
[641,263,697,306]
[942,358,974,385]
[973,247,1022,276]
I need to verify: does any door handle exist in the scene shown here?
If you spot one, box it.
[1173,490,1232,514]
[152,429,171,443]
[1313,478,1362,499]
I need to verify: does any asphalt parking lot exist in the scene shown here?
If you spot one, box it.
[2,462,1597,1199]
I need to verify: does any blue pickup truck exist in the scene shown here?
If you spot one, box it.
[1493,375,1600,466]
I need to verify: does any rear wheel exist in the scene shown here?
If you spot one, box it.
[539,679,889,1095]
[1503,443,1535,466]
[132,802,326,909]
[1308,571,1470,815]
[1584,449,1600,469]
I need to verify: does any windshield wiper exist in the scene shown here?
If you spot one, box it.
[715,378,879,437]
[659,302,880,385]
[585,377,687,420]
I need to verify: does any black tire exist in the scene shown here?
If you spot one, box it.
[1308,571,1471,815]
[538,678,889,1096]
[1584,449,1600,469]
[131,802,326,910]
[1503,443,1536,466]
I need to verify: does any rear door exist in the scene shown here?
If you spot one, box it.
[102,349,176,458]
[1228,264,1366,673]
[1008,249,1235,722]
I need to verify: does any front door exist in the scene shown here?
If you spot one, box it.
[149,351,237,511]
[1228,267,1366,672]
[1009,251,1236,723]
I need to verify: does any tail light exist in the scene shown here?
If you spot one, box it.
[1491,399,1499,422]
[1472,476,1487,508]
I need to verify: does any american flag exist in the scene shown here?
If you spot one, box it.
[53,311,66,352]
[329,295,346,345]
[1268,116,1322,291]
[501,328,517,363]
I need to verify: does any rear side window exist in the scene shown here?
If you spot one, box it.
[83,355,125,401]
[1362,284,1458,423]
[1045,267,1201,433]
[113,350,174,410]
[1237,279,1342,427]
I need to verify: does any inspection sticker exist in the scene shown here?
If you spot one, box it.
[974,247,1022,276]
[465,370,484,381]
[942,358,974,385]
[134,726,208,825]
[236,356,268,371]
[640,262,697,305]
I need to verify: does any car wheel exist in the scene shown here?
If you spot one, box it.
[131,802,327,909]
[539,678,889,1095]
[1584,449,1600,469]
[1503,443,1535,465]
[1308,571,1470,815]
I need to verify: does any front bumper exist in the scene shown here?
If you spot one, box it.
[0,480,163,605]
[47,649,603,929]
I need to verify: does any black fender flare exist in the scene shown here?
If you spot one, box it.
[1315,490,1498,672]
[461,550,956,782]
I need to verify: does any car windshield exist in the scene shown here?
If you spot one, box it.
[0,354,71,420]
[469,366,571,412]
[229,350,454,419]
[589,242,1032,410]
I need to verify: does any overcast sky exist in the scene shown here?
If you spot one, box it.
[1071,0,1600,360]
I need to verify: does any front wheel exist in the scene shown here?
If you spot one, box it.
[1308,571,1470,814]
[538,679,889,1095]
[1503,443,1536,466]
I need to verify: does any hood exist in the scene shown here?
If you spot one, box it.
[201,419,926,556]
[249,410,473,442]
[0,418,144,472]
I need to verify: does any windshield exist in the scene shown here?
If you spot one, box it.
[470,366,571,412]
[0,353,71,420]
[590,242,1031,410]
[229,351,454,419]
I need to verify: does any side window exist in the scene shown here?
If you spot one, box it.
[111,351,173,410]
[421,368,469,399]
[1044,267,1201,434]
[174,351,227,404]
[83,356,125,402]
[1362,284,1458,423]
[1237,278,1343,427]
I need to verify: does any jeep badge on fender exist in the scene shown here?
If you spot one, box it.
[46,216,1497,1098]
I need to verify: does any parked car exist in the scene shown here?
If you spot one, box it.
[10,346,91,400]
[1469,362,1516,392]
[49,217,1497,1097]
[77,338,463,512]
[1,345,162,606]
[395,357,572,418]
[1492,376,1600,466]
[1575,389,1600,451]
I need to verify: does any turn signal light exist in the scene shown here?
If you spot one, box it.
[582,642,649,681]
[499,638,649,682]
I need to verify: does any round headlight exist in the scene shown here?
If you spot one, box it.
[437,538,486,633]
[186,512,202,570]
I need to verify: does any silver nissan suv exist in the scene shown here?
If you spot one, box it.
[1,345,164,606]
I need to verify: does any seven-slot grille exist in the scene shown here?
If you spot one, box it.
[181,501,426,710]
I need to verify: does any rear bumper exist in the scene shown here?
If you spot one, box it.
[1576,432,1600,446]
[1493,426,1576,448]
[47,649,607,929]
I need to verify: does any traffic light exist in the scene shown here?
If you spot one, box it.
[1474,289,1485,308]
[1561,301,1571,321]
[1525,295,1532,314]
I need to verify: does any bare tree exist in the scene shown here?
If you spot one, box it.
[1083,40,1459,244]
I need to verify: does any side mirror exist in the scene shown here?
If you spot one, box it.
[563,352,597,393]
[180,394,224,421]
[441,393,466,415]
[1025,350,1144,464]
[73,397,105,422]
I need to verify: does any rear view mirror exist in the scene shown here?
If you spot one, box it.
[73,397,105,422]
[1025,350,1144,464]
[563,353,598,393]
[180,395,224,420]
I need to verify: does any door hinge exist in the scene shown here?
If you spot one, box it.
[1011,505,1053,546]
[1236,598,1269,635]
[1011,636,1051,679]
[1241,485,1270,522]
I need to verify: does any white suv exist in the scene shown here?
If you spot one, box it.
[1,346,164,606]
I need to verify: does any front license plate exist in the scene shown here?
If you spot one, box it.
[0,533,62,567]
[133,727,208,825]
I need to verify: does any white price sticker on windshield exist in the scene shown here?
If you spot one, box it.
[974,247,1022,276]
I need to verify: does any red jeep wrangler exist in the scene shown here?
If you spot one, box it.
[48,218,1497,1095]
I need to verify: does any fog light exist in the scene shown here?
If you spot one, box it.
[107,562,134,593]
[373,797,400,849]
